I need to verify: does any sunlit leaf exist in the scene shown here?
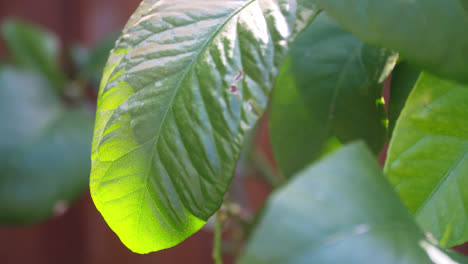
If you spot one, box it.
[386,73,468,247]
[90,0,318,253]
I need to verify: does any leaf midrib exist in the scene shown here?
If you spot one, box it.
[415,146,468,216]
[308,42,362,134]
[133,0,258,240]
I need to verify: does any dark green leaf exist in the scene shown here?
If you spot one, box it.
[385,73,468,247]
[1,18,66,90]
[70,44,90,74]
[90,0,318,253]
[83,34,118,81]
[313,0,468,84]
[388,62,420,137]
[0,68,93,224]
[71,33,119,86]
[461,0,468,12]
[269,13,395,177]
[239,143,468,264]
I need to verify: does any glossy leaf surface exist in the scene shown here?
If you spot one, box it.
[1,19,66,89]
[240,143,468,264]
[269,13,395,177]
[388,62,420,137]
[0,68,93,223]
[90,0,318,253]
[386,73,468,247]
[313,0,468,84]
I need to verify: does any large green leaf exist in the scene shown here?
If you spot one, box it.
[313,0,468,84]
[0,68,93,223]
[90,0,318,253]
[269,13,395,177]
[385,73,468,247]
[388,62,421,137]
[239,143,468,264]
[1,19,66,90]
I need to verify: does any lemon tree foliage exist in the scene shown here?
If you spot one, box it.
[240,143,468,264]
[0,68,93,223]
[89,0,468,259]
[90,0,318,253]
[1,19,66,90]
[269,13,396,177]
[388,62,420,136]
[386,73,468,248]
[314,0,468,84]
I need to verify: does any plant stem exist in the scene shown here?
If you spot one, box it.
[249,149,283,188]
[212,212,224,264]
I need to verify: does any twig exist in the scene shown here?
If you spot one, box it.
[212,211,224,264]
[249,149,283,188]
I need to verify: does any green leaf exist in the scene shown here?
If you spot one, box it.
[70,44,90,74]
[269,13,395,177]
[313,0,468,84]
[82,34,119,82]
[1,18,66,91]
[388,62,420,137]
[461,0,468,12]
[71,33,119,86]
[385,73,468,247]
[239,143,468,264]
[0,68,93,224]
[90,0,318,253]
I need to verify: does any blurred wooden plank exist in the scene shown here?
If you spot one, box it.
[74,0,141,45]
[0,0,67,41]
[0,194,87,264]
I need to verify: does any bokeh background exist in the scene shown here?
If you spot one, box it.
[2,1,468,264]
[0,0,273,263]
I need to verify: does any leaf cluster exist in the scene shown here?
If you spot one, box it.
[87,0,468,262]
[0,19,115,224]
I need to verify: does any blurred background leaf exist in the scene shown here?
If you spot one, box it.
[1,18,67,92]
[0,17,115,225]
[0,67,94,224]
[314,0,468,84]
[70,32,118,88]
[240,142,468,264]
